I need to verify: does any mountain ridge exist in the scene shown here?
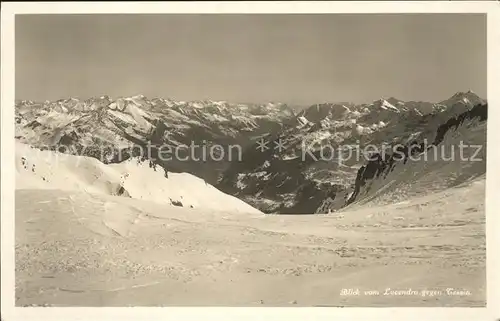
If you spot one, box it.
[15,91,487,214]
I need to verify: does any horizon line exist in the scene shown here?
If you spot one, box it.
[14,90,487,108]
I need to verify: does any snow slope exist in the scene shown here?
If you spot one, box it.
[15,141,261,214]
[15,177,485,307]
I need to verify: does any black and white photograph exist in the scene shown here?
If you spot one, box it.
[1,2,499,318]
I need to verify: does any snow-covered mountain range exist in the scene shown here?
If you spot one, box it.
[216,92,487,213]
[15,91,487,214]
[15,95,295,184]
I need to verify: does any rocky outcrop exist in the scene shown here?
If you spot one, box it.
[433,103,487,146]
[342,103,487,208]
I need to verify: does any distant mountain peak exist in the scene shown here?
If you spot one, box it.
[371,98,400,113]
[440,91,485,108]
[449,90,482,100]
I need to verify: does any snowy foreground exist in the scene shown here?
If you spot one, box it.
[15,176,485,307]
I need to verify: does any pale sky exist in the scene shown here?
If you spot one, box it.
[15,14,486,105]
